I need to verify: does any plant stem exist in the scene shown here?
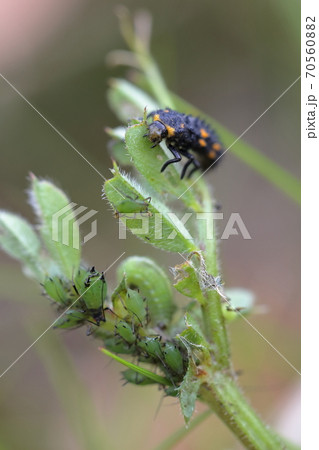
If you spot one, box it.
[196,183,298,449]
[115,13,299,448]
[198,181,230,369]
[199,372,296,450]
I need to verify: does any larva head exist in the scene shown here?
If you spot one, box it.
[146,121,168,147]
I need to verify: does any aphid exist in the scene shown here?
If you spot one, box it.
[138,337,163,359]
[43,276,71,307]
[53,309,88,329]
[114,194,151,218]
[122,369,156,386]
[115,321,136,345]
[145,108,223,179]
[117,256,176,328]
[164,385,180,397]
[73,267,107,325]
[162,342,185,376]
[103,336,134,354]
[124,288,147,326]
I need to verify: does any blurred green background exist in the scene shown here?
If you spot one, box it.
[0,0,300,449]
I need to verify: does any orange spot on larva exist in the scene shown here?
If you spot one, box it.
[209,150,216,159]
[165,125,175,137]
[199,138,206,147]
[153,114,160,121]
[200,128,209,138]
[164,109,170,112]
[181,123,185,128]
[213,142,221,151]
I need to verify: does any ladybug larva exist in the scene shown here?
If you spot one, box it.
[144,108,224,179]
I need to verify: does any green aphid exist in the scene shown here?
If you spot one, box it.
[116,321,136,345]
[74,267,107,325]
[102,308,118,333]
[122,369,157,386]
[54,309,87,329]
[114,194,151,218]
[138,337,162,359]
[125,288,147,325]
[43,276,70,306]
[164,385,180,397]
[103,337,134,355]
[117,257,175,328]
[163,342,184,376]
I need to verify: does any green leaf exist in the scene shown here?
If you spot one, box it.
[108,78,158,122]
[105,126,132,166]
[179,360,201,425]
[116,256,175,327]
[99,347,171,386]
[178,313,211,367]
[103,163,197,253]
[28,174,81,279]
[172,259,206,305]
[0,211,44,280]
[125,121,200,212]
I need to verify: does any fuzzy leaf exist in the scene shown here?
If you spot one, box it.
[125,123,200,211]
[178,313,211,368]
[107,78,158,122]
[116,256,175,327]
[0,211,44,280]
[104,164,197,253]
[105,126,132,166]
[172,260,206,305]
[28,174,81,279]
[179,360,201,425]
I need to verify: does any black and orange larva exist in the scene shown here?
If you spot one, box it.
[144,108,224,179]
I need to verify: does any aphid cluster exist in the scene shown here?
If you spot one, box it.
[43,257,188,388]
[103,269,186,385]
[43,266,107,330]
[145,108,224,179]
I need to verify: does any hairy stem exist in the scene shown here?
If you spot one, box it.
[199,373,296,450]
[197,181,230,369]
[196,182,298,448]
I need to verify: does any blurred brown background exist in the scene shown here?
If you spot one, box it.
[0,1,300,449]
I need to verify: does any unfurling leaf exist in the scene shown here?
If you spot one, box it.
[172,260,206,305]
[116,256,175,327]
[179,360,201,425]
